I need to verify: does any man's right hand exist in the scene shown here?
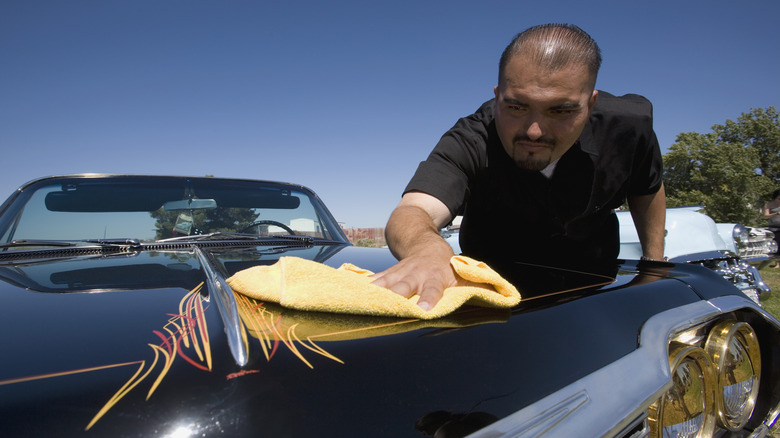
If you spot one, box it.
[370,240,456,311]
[370,192,457,311]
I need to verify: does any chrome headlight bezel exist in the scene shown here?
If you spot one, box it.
[649,344,718,438]
[733,225,750,247]
[704,320,761,430]
[649,318,764,436]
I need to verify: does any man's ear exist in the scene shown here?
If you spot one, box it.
[588,90,598,111]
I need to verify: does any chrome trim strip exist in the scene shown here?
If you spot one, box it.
[749,408,780,437]
[749,387,780,438]
[468,295,774,438]
[493,391,590,437]
[194,246,248,366]
[748,425,772,438]
[765,403,780,429]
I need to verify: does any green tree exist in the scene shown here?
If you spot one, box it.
[714,107,780,183]
[663,107,778,225]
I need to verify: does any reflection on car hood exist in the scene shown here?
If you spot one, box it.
[0,243,721,437]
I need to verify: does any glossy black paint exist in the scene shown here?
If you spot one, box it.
[0,241,717,437]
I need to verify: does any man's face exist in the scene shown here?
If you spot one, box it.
[493,54,598,171]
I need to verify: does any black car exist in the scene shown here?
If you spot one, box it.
[1,174,779,437]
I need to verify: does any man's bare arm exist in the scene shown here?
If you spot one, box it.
[627,183,666,260]
[370,192,457,310]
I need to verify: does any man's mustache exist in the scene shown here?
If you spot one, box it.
[512,134,556,147]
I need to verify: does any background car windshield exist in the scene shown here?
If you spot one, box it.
[0,177,344,243]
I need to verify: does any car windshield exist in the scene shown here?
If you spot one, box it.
[0,176,347,245]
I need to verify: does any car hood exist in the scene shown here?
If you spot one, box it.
[0,244,721,437]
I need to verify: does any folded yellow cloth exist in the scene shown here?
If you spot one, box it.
[227,255,521,320]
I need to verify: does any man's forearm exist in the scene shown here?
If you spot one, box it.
[374,196,457,310]
[628,183,666,260]
[385,204,452,261]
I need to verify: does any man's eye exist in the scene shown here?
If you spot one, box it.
[550,109,577,116]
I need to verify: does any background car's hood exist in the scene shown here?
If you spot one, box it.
[0,244,720,437]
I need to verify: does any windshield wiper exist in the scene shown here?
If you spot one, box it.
[0,239,77,249]
[268,235,316,243]
[156,232,266,243]
[0,238,137,261]
[0,238,144,250]
[156,232,313,244]
[308,236,346,245]
[84,238,141,247]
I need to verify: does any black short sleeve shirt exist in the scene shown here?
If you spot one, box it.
[404,91,663,270]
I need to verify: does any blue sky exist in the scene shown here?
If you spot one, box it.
[2,1,778,227]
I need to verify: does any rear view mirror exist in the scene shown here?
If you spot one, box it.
[163,199,218,211]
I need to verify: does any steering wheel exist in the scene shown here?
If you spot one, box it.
[240,220,296,235]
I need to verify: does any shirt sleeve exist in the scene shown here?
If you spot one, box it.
[624,95,663,196]
[403,100,494,217]
[589,92,664,198]
[630,128,663,196]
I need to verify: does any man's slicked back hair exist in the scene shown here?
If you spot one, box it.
[499,24,602,87]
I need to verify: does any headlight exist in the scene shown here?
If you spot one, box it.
[732,225,750,248]
[704,320,761,430]
[649,345,717,437]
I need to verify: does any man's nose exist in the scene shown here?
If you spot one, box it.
[526,120,544,141]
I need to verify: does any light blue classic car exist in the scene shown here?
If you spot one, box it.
[444,207,776,303]
[617,207,776,303]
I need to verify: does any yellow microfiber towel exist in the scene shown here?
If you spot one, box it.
[226,255,521,320]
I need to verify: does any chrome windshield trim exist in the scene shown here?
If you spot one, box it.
[468,295,771,438]
[194,246,248,366]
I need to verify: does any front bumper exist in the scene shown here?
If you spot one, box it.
[468,295,780,438]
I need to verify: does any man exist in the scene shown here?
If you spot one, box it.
[371,24,666,310]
